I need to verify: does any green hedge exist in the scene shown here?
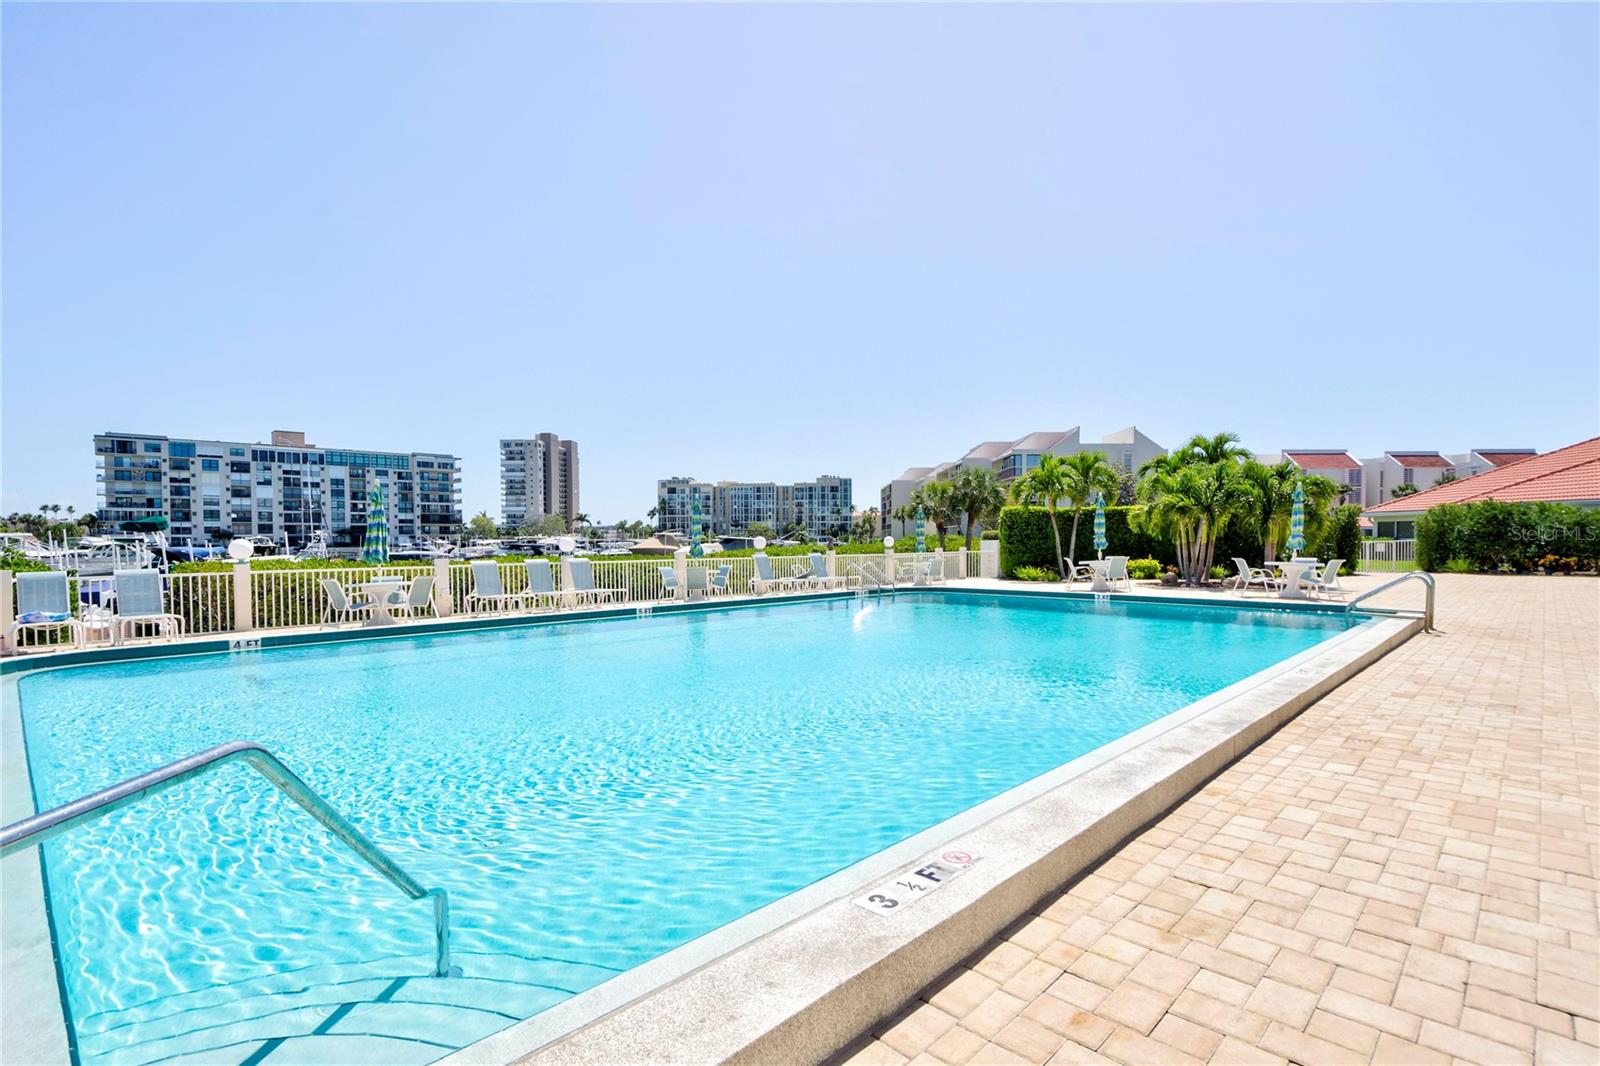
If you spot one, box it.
[997,505,1263,577]
[1314,506,1362,575]
[1415,501,1598,572]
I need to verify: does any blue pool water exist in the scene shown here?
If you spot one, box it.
[18,592,1352,1062]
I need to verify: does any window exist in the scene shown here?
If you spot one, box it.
[202,459,220,472]
[144,442,163,453]
[170,458,190,471]
[230,448,245,457]
[169,442,196,458]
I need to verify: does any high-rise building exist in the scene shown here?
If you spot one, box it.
[655,475,853,537]
[93,429,461,547]
[500,434,580,528]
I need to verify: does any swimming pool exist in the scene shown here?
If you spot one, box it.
[15,591,1355,1063]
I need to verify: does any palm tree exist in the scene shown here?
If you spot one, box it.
[1011,454,1073,578]
[891,503,917,538]
[1182,432,1252,465]
[1240,459,1297,561]
[915,480,958,546]
[1061,451,1121,563]
[1135,460,1251,585]
[952,467,1004,552]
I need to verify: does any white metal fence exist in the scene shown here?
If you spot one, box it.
[2,550,985,654]
[1360,539,1418,573]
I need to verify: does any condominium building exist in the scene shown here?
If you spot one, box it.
[94,429,461,547]
[656,475,853,537]
[1275,450,1364,505]
[882,427,1168,536]
[500,434,580,528]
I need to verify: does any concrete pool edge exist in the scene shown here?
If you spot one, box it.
[441,613,1422,1066]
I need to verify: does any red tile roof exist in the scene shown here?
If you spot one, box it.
[1387,452,1454,468]
[1475,450,1536,468]
[1368,437,1600,513]
[1285,451,1360,469]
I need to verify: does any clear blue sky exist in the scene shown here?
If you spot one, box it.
[4,3,1595,524]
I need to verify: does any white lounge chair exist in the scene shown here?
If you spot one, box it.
[708,564,731,596]
[7,572,85,650]
[523,561,563,610]
[1231,557,1280,595]
[802,552,847,590]
[568,558,627,605]
[750,554,786,595]
[320,578,373,626]
[466,560,527,614]
[916,557,946,586]
[111,569,184,643]
[659,566,680,599]
[1305,559,1347,599]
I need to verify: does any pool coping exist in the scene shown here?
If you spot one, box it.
[0,586,1401,1065]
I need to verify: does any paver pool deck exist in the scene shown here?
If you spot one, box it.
[839,575,1599,1066]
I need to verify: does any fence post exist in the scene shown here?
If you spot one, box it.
[0,571,12,655]
[673,548,688,600]
[934,546,946,581]
[433,558,454,616]
[884,547,895,585]
[232,562,254,631]
[980,540,999,578]
[825,548,837,581]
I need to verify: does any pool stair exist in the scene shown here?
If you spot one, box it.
[71,953,608,1064]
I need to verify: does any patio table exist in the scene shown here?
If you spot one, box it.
[358,578,410,626]
[1266,560,1319,600]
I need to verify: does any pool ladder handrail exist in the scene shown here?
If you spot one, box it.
[0,739,454,977]
[1345,570,1435,632]
[846,559,896,595]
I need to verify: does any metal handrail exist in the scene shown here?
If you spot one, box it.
[0,740,453,977]
[846,560,893,591]
[1346,571,1435,632]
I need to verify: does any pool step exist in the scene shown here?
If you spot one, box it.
[74,954,601,1064]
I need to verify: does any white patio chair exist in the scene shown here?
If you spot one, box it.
[320,578,373,626]
[465,560,527,613]
[1305,559,1347,599]
[1231,557,1280,595]
[568,558,627,605]
[395,574,438,619]
[111,569,185,643]
[7,572,85,650]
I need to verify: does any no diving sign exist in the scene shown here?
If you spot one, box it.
[853,850,978,915]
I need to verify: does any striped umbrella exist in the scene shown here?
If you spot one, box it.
[914,506,926,553]
[1286,481,1306,556]
[361,485,389,564]
[1093,492,1108,559]
[689,495,704,558]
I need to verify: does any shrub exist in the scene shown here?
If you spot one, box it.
[1416,501,1598,572]
[1126,558,1161,580]
[998,505,1173,576]
[1439,559,1477,574]
[1208,564,1228,580]
[1314,505,1363,574]
[1013,565,1059,582]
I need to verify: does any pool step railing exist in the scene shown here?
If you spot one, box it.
[845,559,895,595]
[0,739,455,978]
[1344,570,1435,632]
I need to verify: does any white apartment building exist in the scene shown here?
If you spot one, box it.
[1445,448,1536,480]
[656,475,853,537]
[94,429,461,547]
[882,427,1168,536]
[1273,450,1364,505]
[500,434,580,528]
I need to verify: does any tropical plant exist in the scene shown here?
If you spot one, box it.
[467,511,499,540]
[1181,432,1252,465]
[1391,483,1420,498]
[1126,558,1162,580]
[1133,459,1252,586]
[1060,451,1121,565]
[1013,565,1059,582]
[1009,454,1073,578]
[1239,460,1296,561]
[952,467,1005,552]
[912,480,958,545]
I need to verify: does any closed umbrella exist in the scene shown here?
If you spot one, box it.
[1093,492,1107,560]
[689,496,704,558]
[1287,482,1306,556]
[914,506,926,554]
[362,485,389,564]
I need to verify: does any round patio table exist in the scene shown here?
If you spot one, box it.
[1268,560,1319,600]
[358,578,409,625]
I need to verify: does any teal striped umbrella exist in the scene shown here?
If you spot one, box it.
[1287,481,1306,555]
[362,485,389,564]
[1093,492,1108,559]
[914,506,926,553]
[689,496,704,558]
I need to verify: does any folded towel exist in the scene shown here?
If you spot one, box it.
[18,611,71,624]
